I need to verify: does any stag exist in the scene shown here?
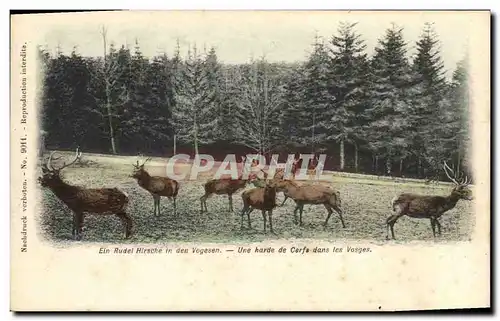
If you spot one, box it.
[131,157,180,216]
[240,171,279,234]
[274,179,346,228]
[277,156,324,206]
[386,161,473,240]
[200,156,253,213]
[38,148,132,240]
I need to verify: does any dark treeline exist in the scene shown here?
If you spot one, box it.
[37,22,470,180]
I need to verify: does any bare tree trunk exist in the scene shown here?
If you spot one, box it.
[386,157,392,176]
[101,26,117,154]
[173,134,177,155]
[105,92,116,154]
[339,139,345,171]
[311,112,315,153]
[193,118,199,156]
[375,155,379,174]
[399,158,404,177]
[354,143,359,172]
[418,157,422,178]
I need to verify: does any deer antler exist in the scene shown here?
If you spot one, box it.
[57,147,82,171]
[48,148,82,172]
[461,175,472,187]
[143,157,152,166]
[46,151,58,171]
[443,161,459,185]
[135,155,152,168]
[443,161,471,187]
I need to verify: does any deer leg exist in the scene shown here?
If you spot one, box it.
[430,218,437,238]
[73,212,83,241]
[173,197,177,215]
[152,195,157,216]
[78,213,86,236]
[262,210,267,233]
[385,214,401,240]
[280,195,288,206]
[117,212,133,239]
[228,194,233,212]
[299,204,305,226]
[241,205,253,229]
[156,196,162,216]
[200,193,211,213]
[240,204,248,229]
[200,195,206,213]
[435,218,442,236]
[333,205,346,228]
[72,212,78,239]
[292,205,299,225]
[269,210,275,234]
[323,204,333,227]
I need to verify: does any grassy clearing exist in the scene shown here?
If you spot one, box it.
[36,154,474,245]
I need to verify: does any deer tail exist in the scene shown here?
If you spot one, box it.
[114,187,130,210]
[390,195,399,212]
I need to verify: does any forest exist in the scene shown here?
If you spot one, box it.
[36,22,470,180]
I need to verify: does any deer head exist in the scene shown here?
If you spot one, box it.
[250,169,280,189]
[131,156,152,179]
[273,178,299,193]
[443,161,473,201]
[39,148,82,187]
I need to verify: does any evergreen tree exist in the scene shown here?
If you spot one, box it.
[328,21,370,171]
[172,44,216,155]
[410,22,450,177]
[449,54,470,171]
[281,63,307,149]
[218,63,243,143]
[204,47,226,141]
[365,24,413,176]
[412,22,447,104]
[302,35,332,154]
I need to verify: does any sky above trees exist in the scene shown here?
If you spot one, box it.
[31,11,477,79]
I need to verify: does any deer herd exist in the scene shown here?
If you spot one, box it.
[38,148,474,241]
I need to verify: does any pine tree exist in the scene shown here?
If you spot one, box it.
[328,21,370,171]
[449,54,470,172]
[365,24,413,176]
[281,63,307,149]
[204,47,226,141]
[410,22,450,177]
[218,63,243,143]
[412,22,447,104]
[302,35,332,154]
[145,53,174,152]
[172,44,216,155]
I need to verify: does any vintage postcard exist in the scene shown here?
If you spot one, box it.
[10,10,491,311]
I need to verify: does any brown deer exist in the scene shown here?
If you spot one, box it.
[131,157,180,216]
[200,156,253,213]
[38,148,132,240]
[240,170,279,234]
[274,179,346,228]
[386,161,473,240]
